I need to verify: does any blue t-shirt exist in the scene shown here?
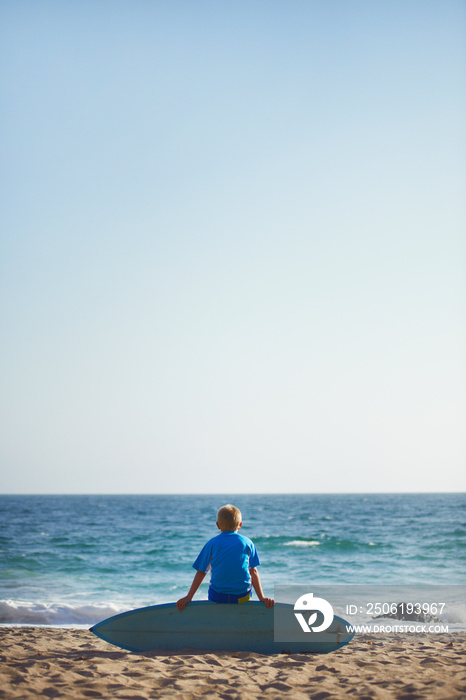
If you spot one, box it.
[193,531,260,596]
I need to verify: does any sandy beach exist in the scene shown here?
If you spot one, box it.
[0,627,465,699]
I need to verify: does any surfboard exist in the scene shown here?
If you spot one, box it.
[90,601,354,654]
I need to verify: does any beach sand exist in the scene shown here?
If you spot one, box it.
[0,627,465,699]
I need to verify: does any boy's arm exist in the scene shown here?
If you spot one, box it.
[249,567,274,608]
[176,570,206,611]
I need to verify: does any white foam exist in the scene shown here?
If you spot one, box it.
[283,540,321,547]
[0,600,129,627]
[445,602,466,625]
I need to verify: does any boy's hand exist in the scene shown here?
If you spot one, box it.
[261,597,275,608]
[177,571,206,611]
[176,596,191,611]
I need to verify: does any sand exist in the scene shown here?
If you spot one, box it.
[0,627,465,699]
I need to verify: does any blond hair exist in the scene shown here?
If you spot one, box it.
[217,504,242,531]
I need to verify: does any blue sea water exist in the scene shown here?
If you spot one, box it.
[0,493,465,628]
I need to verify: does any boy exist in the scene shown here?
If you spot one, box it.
[176,504,274,610]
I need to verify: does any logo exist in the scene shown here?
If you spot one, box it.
[294,593,334,633]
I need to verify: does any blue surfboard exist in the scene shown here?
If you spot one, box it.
[90,601,354,654]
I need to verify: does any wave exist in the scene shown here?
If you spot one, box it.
[283,540,321,547]
[253,535,387,551]
[0,600,130,627]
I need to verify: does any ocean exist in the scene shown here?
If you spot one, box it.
[1,493,465,628]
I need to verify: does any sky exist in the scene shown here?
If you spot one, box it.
[1,0,465,494]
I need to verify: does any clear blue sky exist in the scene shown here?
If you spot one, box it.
[1,0,465,494]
